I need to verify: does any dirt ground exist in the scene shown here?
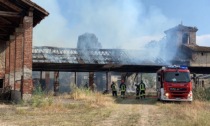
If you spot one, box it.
[97,98,158,126]
[0,95,209,126]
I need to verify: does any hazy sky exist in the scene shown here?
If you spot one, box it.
[32,0,210,49]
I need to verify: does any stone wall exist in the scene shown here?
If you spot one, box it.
[190,52,210,67]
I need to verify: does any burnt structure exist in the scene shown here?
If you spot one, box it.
[32,46,165,72]
[32,24,210,94]
[0,0,48,100]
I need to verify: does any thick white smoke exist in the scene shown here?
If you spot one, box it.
[32,0,176,49]
[77,33,102,49]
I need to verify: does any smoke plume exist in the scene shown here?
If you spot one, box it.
[77,33,102,49]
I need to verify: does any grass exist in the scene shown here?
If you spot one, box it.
[1,87,210,126]
[193,87,210,101]
[0,86,115,126]
[155,100,210,126]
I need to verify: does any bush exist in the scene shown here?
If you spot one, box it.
[23,84,53,107]
[193,87,210,101]
[69,83,114,107]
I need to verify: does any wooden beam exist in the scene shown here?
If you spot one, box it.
[0,36,8,41]
[0,33,8,36]
[0,25,14,27]
[0,28,7,32]
[0,11,21,17]
[0,0,22,12]
[0,17,12,24]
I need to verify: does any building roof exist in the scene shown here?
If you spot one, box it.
[184,44,210,52]
[0,0,49,41]
[164,24,198,34]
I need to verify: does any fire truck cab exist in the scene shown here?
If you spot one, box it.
[156,65,193,102]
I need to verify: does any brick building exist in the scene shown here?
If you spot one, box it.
[0,0,48,100]
[164,24,210,67]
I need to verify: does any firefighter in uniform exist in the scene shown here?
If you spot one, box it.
[140,80,146,99]
[111,81,117,97]
[119,80,126,98]
[135,83,140,99]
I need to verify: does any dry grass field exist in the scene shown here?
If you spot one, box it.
[0,88,210,126]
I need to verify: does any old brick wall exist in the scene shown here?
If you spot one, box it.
[5,41,10,86]
[15,27,24,91]
[2,14,34,100]
[0,42,5,79]
[9,36,15,90]
[22,15,33,99]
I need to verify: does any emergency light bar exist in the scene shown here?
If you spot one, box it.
[165,65,188,69]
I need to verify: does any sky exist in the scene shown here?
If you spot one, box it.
[32,0,210,49]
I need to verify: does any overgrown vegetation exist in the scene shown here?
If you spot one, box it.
[157,100,210,126]
[68,83,115,108]
[1,84,210,125]
[20,84,53,108]
[20,83,115,110]
[193,87,210,101]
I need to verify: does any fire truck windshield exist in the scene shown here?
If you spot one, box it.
[164,72,190,83]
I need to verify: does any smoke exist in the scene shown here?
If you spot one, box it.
[32,0,176,49]
[77,33,102,49]
[77,33,102,63]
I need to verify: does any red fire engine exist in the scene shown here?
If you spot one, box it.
[156,65,193,102]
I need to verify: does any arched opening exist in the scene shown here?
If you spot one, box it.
[182,33,189,44]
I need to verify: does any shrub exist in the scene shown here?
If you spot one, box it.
[23,84,53,107]
[193,87,210,101]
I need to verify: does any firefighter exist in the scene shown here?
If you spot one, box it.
[119,80,126,98]
[139,80,146,99]
[135,83,140,99]
[111,81,117,97]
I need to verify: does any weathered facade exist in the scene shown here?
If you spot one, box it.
[185,45,210,67]
[0,0,48,100]
[165,24,210,67]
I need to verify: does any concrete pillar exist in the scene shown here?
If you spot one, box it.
[40,71,43,82]
[106,72,111,91]
[54,71,59,96]
[9,36,15,90]
[121,73,126,82]
[15,26,24,91]
[45,71,50,91]
[202,80,205,88]
[74,72,77,85]
[22,11,33,100]
[136,73,139,83]
[5,41,10,86]
[95,73,101,91]
[89,72,94,91]
[106,72,108,90]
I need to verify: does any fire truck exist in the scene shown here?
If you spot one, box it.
[156,65,193,102]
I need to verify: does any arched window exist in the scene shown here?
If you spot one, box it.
[182,33,189,44]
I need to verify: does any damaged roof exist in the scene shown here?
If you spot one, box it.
[164,24,198,33]
[184,44,210,52]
